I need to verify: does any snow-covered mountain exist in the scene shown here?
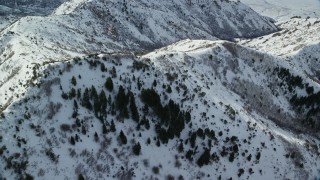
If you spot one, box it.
[240,0,320,21]
[0,0,320,180]
[0,0,278,108]
[0,0,66,15]
[1,38,320,179]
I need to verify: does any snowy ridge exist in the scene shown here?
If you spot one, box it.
[0,1,320,180]
[240,0,320,21]
[0,0,278,110]
[0,39,319,179]
[241,18,320,82]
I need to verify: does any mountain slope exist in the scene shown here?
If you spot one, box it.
[0,0,278,110]
[240,0,320,21]
[55,0,278,41]
[241,18,320,80]
[1,1,320,180]
[0,39,319,180]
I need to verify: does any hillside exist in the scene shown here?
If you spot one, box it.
[241,18,320,80]
[0,0,66,15]
[0,0,320,180]
[0,0,278,111]
[0,39,320,179]
[240,0,320,21]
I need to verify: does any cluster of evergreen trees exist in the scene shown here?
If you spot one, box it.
[290,91,320,130]
[82,86,108,121]
[141,88,191,143]
[275,67,303,92]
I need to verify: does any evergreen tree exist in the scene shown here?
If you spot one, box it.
[229,152,235,162]
[99,90,107,118]
[111,66,117,78]
[190,132,197,148]
[82,126,86,135]
[82,88,92,110]
[70,88,77,98]
[91,86,98,100]
[137,78,142,90]
[70,136,75,145]
[166,85,172,93]
[71,76,77,86]
[178,142,184,153]
[105,77,114,92]
[130,93,139,122]
[144,117,150,130]
[116,86,129,119]
[153,80,157,87]
[100,63,106,72]
[78,174,85,180]
[94,98,101,116]
[119,130,127,145]
[197,149,211,167]
[61,92,68,99]
[94,132,99,142]
[73,100,78,110]
[185,111,191,123]
[102,124,108,134]
[186,150,193,161]
[110,120,116,132]
[72,100,78,118]
[132,142,141,155]
[77,88,81,99]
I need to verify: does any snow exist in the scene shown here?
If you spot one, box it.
[0,0,320,179]
[241,0,320,21]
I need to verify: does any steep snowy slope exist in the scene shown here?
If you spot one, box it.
[0,0,66,15]
[241,18,320,79]
[1,1,320,180]
[0,39,319,180]
[241,0,320,21]
[55,0,278,40]
[0,0,278,111]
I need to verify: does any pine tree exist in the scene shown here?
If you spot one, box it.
[132,142,141,155]
[197,149,211,167]
[119,130,127,145]
[110,120,116,132]
[71,76,77,86]
[111,66,117,78]
[69,88,76,98]
[100,63,106,72]
[70,136,75,145]
[78,174,85,180]
[130,93,139,122]
[102,124,108,134]
[116,86,129,119]
[91,86,98,100]
[82,88,92,110]
[99,90,107,118]
[178,142,184,153]
[77,88,81,99]
[153,80,157,87]
[186,150,193,161]
[72,100,79,118]
[94,132,99,142]
[105,77,113,92]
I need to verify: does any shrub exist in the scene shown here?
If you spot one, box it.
[60,124,71,132]
[152,166,160,174]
